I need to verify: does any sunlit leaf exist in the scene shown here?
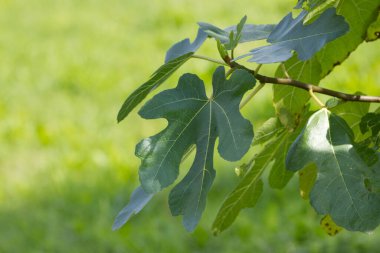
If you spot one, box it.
[286,108,380,231]
[136,67,256,231]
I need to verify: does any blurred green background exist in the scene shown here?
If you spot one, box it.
[1,0,379,252]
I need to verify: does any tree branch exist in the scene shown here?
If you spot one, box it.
[231,62,380,103]
[192,54,380,103]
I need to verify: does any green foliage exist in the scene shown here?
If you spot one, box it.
[316,0,380,77]
[116,0,380,237]
[286,109,380,232]
[213,128,294,234]
[246,8,349,63]
[117,53,194,122]
[198,19,275,49]
[3,0,380,252]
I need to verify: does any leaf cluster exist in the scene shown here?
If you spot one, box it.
[114,0,380,235]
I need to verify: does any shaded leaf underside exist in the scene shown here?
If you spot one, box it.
[247,8,349,63]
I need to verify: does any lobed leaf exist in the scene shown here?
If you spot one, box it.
[117,53,193,122]
[136,67,256,231]
[246,8,349,63]
[286,109,380,232]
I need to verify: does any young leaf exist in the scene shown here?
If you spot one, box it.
[112,186,154,230]
[246,8,349,63]
[227,15,247,50]
[136,67,256,231]
[198,21,275,49]
[165,29,208,63]
[213,130,290,234]
[286,108,380,232]
[117,53,193,122]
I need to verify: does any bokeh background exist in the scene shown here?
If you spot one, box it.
[1,0,379,252]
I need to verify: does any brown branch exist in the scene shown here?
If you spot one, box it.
[230,61,380,103]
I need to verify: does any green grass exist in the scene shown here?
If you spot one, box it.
[0,0,379,252]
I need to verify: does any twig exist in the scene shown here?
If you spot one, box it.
[191,55,229,66]
[231,61,380,103]
[309,89,325,108]
[240,82,265,109]
[281,63,290,79]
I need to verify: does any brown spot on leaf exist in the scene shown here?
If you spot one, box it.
[333,61,341,67]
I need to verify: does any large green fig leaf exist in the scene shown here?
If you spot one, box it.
[136,67,256,231]
[286,108,380,232]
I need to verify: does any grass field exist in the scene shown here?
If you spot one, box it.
[1,0,380,252]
